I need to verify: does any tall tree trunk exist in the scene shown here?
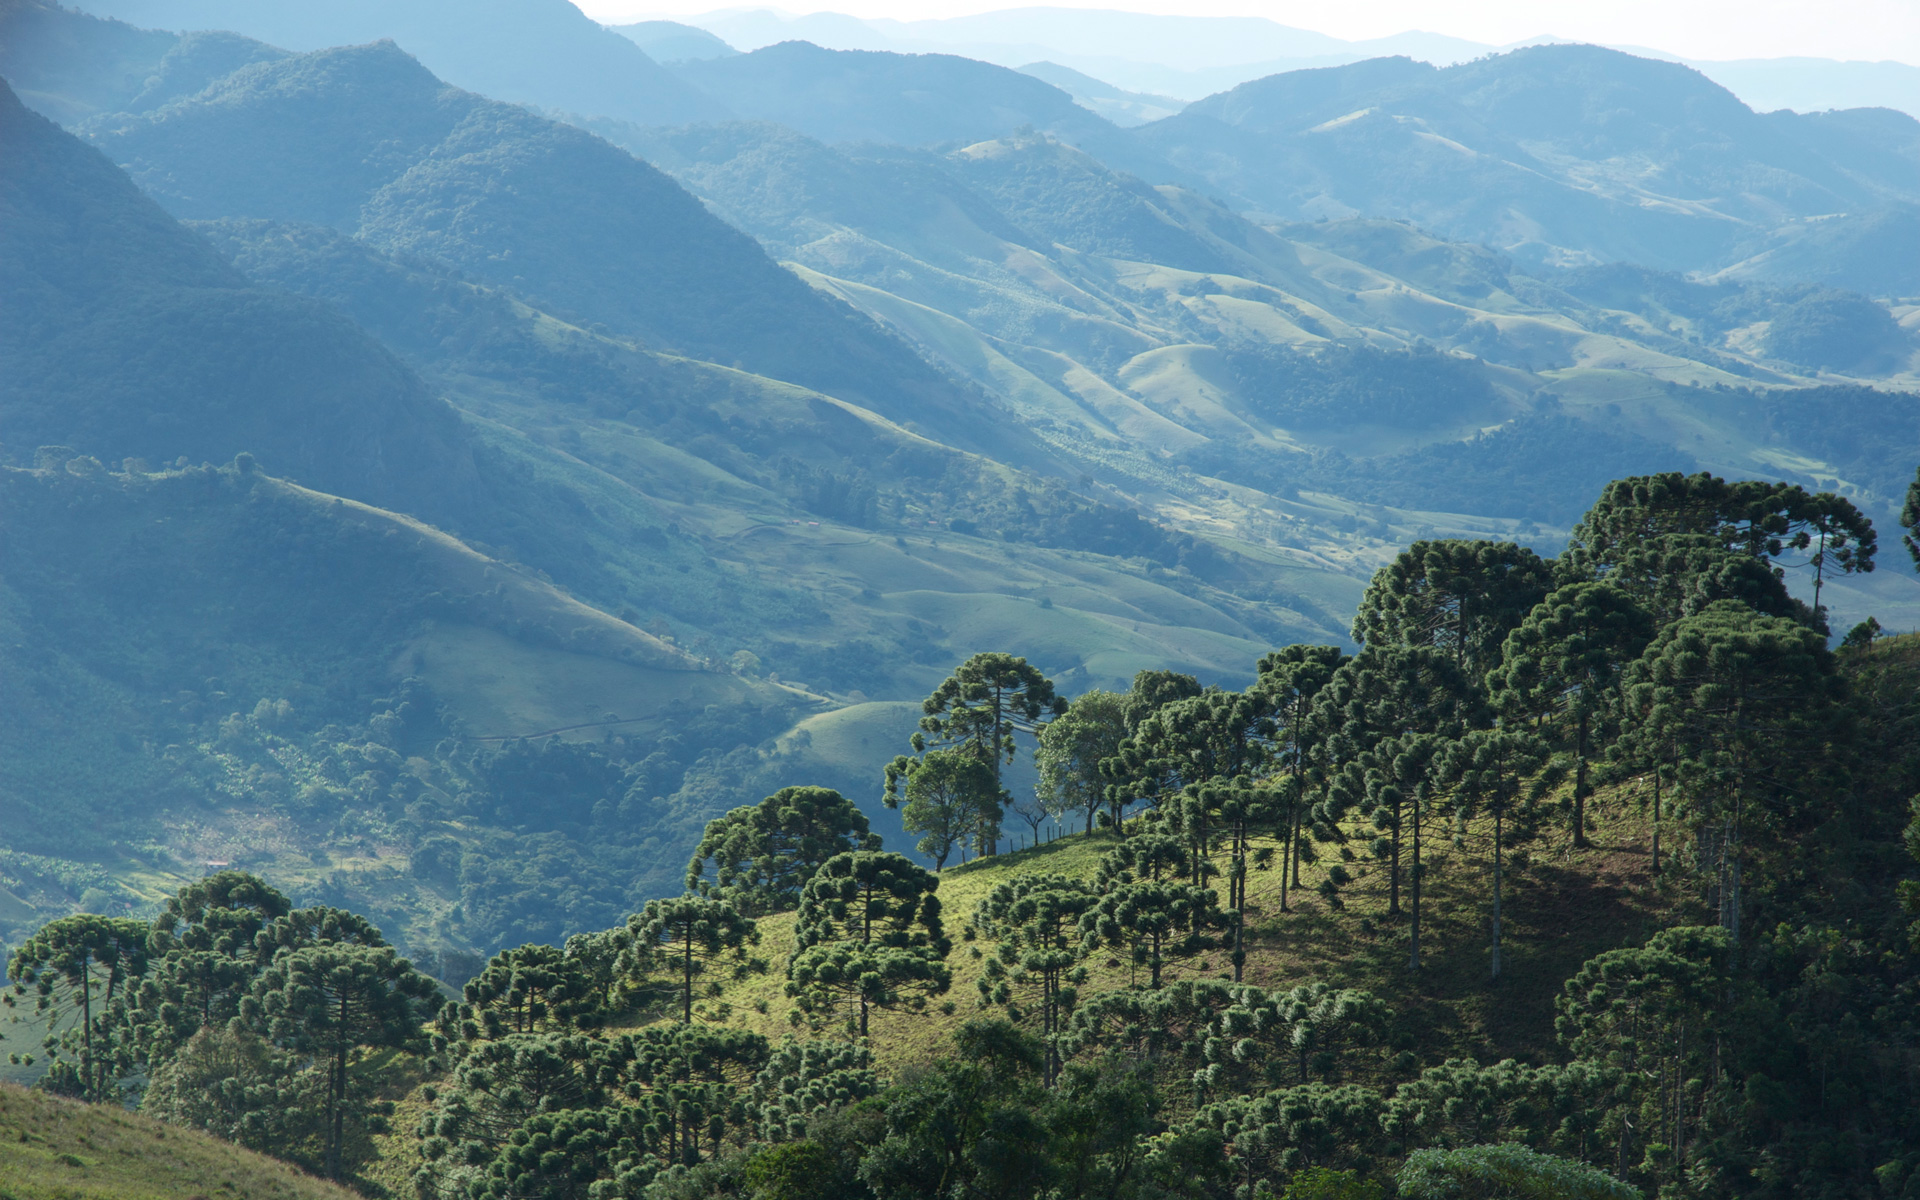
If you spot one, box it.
[1572,708,1592,848]
[1651,769,1662,875]
[1409,787,1423,970]
[1279,803,1293,914]
[1388,806,1401,917]
[1490,800,1504,980]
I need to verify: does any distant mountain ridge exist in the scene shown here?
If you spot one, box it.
[1135,45,1920,271]
[0,76,478,518]
[48,0,725,125]
[70,36,1029,461]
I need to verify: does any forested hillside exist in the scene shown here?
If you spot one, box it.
[7,473,1920,1200]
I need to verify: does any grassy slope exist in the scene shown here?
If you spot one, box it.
[0,1083,357,1200]
[610,779,1679,1076]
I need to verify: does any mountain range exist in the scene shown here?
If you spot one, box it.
[2,0,1918,969]
[672,6,1920,119]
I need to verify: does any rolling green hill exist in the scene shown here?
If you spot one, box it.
[612,119,1920,539]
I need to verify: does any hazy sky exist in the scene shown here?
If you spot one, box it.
[586,0,1920,64]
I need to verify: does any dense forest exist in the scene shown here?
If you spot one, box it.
[11,469,1920,1200]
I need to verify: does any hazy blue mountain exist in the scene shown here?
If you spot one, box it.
[0,76,476,516]
[677,8,1920,117]
[1016,61,1185,126]
[669,40,1123,150]
[1690,56,1920,121]
[1715,205,1920,297]
[81,41,1027,462]
[1132,44,1920,270]
[63,0,726,125]
[0,0,175,121]
[611,19,737,63]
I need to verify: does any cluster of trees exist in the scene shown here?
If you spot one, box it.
[11,468,1920,1199]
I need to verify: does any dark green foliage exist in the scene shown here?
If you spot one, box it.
[625,895,757,1025]
[448,943,599,1044]
[973,874,1097,1078]
[5,913,151,1100]
[747,1038,882,1144]
[1193,982,1393,1094]
[1762,289,1911,373]
[245,942,441,1179]
[686,788,878,916]
[1437,729,1552,979]
[909,652,1065,785]
[1224,342,1498,432]
[787,852,951,1037]
[1615,601,1848,940]
[854,1019,1168,1200]
[417,1031,623,1196]
[1489,583,1655,846]
[1311,647,1486,914]
[1904,464,1920,570]
[1188,1082,1393,1188]
[142,1023,317,1159]
[128,872,293,1070]
[1078,878,1225,989]
[896,750,1002,870]
[1566,471,1876,623]
[1351,540,1553,681]
[1035,689,1129,835]
[1398,1143,1641,1200]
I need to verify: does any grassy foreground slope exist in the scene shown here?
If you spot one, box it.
[0,1082,357,1200]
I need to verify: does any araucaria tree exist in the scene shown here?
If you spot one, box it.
[1351,539,1553,680]
[1488,582,1654,847]
[1079,876,1225,988]
[685,786,879,915]
[1615,599,1846,941]
[973,873,1097,1081]
[1438,728,1549,979]
[1902,463,1920,569]
[1253,645,1345,912]
[6,914,151,1100]
[245,943,441,1180]
[131,870,292,1068]
[787,851,951,1036]
[625,895,757,1024]
[1311,646,1484,917]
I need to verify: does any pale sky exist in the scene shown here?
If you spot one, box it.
[583,0,1920,64]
